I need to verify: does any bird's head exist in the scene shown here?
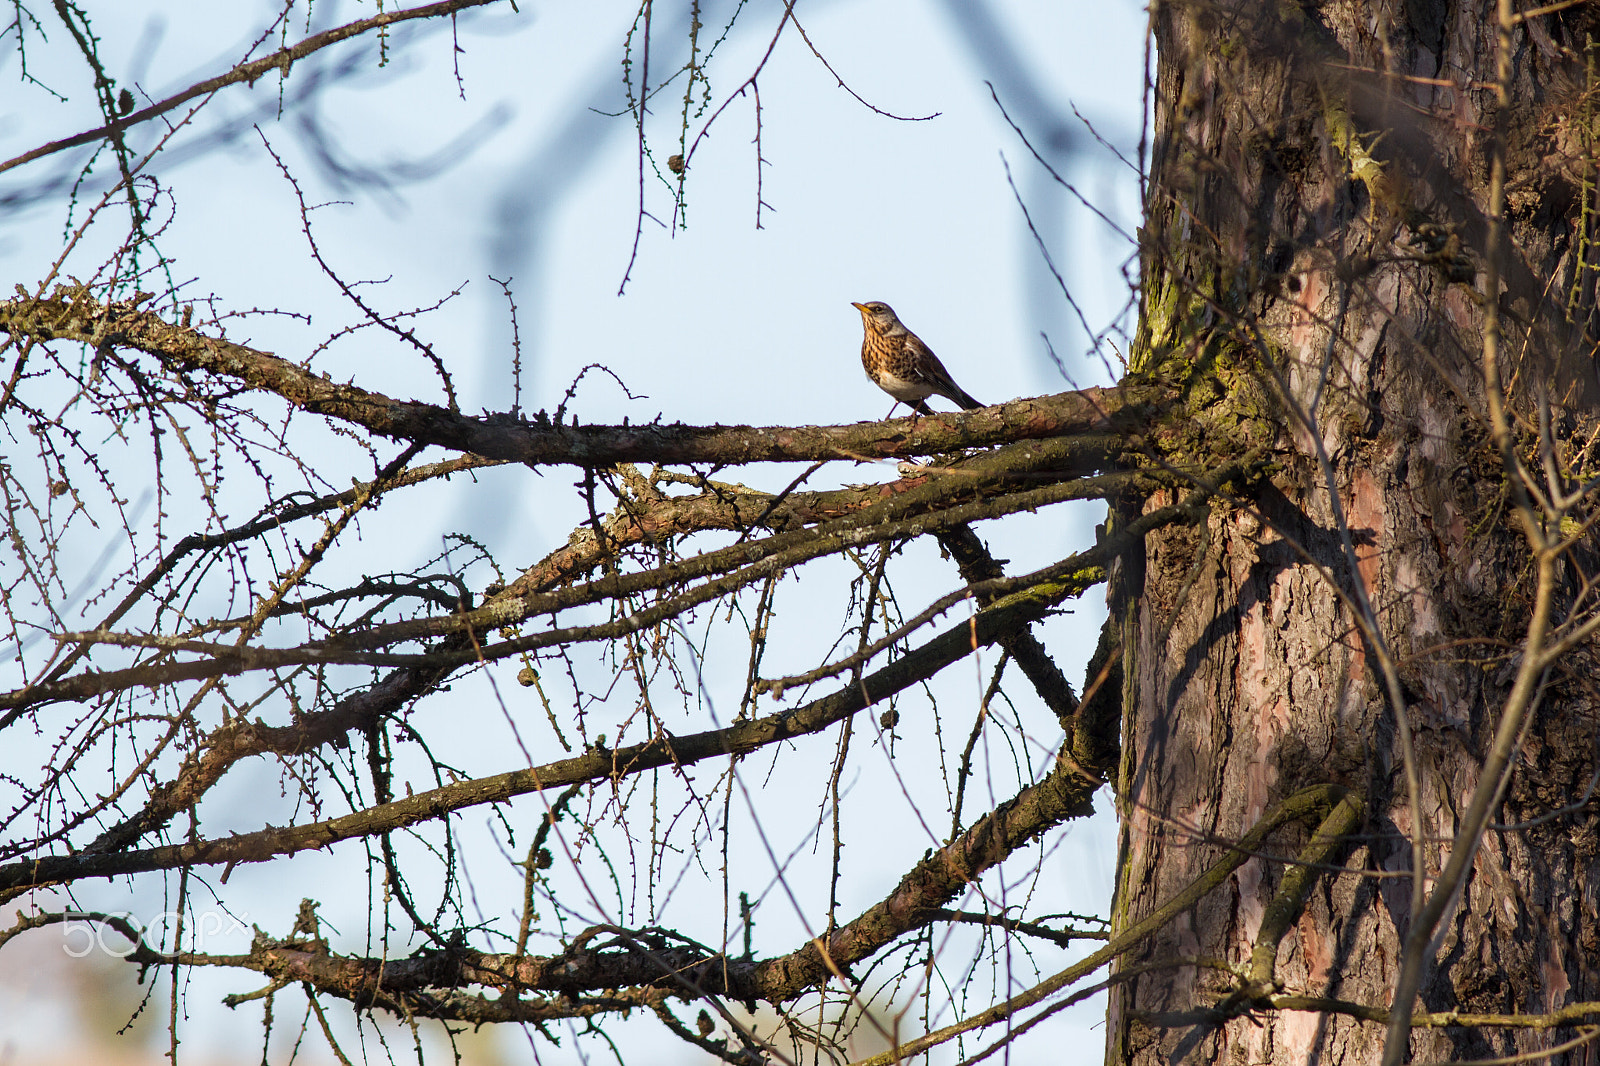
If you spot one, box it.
[851,301,905,335]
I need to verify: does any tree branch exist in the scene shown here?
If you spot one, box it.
[0,0,507,177]
[0,573,1079,893]
[0,292,1158,466]
[93,745,1100,1016]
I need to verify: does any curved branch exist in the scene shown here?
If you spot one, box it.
[0,572,1077,893]
[0,0,506,177]
[935,522,1083,731]
[3,456,1238,880]
[0,293,1157,466]
[852,784,1357,1066]
[133,783,1351,1036]
[99,745,1101,1017]
[5,458,1132,708]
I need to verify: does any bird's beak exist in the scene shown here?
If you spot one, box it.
[851,302,869,313]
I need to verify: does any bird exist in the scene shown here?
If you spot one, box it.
[851,301,984,416]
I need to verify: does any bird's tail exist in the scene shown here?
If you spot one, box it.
[955,389,985,410]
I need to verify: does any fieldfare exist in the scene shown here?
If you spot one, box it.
[852,301,983,416]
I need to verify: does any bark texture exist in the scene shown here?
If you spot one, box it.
[1111,1,1600,1062]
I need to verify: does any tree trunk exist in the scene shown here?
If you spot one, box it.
[1110,1,1600,1062]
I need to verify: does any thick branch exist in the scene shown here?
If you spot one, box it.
[52,471,1040,857]
[935,523,1083,733]
[74,665,445,860]
[853,784,1356,1066]
[0,575,1075,893]
[5,464,1148,871]
[9,460,1234,885]
[0,292,1157,466]
[5,460,1132,708]
[134,749,1100,1015]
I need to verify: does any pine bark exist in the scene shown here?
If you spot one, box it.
[1111,1,1600,1062]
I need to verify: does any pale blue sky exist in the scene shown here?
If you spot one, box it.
[0,1,1147,1061]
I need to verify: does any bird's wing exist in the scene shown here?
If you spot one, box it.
[911,338,984,410]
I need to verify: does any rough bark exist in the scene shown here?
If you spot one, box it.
[1111,1,1600,1063]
